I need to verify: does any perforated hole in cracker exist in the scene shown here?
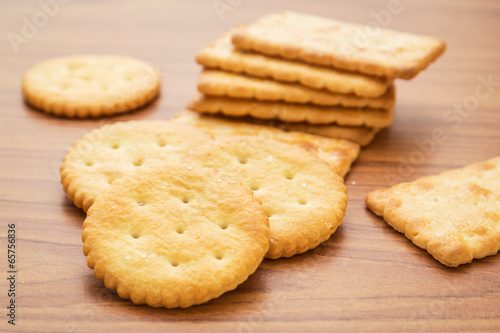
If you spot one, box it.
[214,250,224,260]
[175,225,185,234]
[133,158,144,166]
[181,195,190,204]
[238,155,248,164]
[170,258,180,267]
[218,220,229,230]
[157,138,167,147]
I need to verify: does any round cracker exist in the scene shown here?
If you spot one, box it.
[184,135,347,259]
[60,121,213,212]
[82,163,269,308]
[22,55,161,118]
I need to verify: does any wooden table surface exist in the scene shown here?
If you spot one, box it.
[1,0,499,332]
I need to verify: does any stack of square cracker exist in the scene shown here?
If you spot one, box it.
[188,11,446,146]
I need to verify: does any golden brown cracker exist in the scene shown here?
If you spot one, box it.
[196,32,392,97]
[232,11,446,79]
[171,109,360,176]
[61,121,213,212]
[188,94,394,128]
[197,69,395,109]
[22,55,161,118]
[82,163,270,308]
[184,135,347,259]
[256,118,381,147]
[366,157,500,267]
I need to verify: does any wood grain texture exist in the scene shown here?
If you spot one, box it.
[0,0,499,332]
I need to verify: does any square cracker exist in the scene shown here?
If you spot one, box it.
[171,110,360,177]
[187,94,394,128]
[257,119,380,147]
[232,11,446,79]
[366,157,500,267]
[197,69,395,110]
[175,110,379,147]
[196,32,392,97]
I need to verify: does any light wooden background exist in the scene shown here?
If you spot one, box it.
[1,0,499,332]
